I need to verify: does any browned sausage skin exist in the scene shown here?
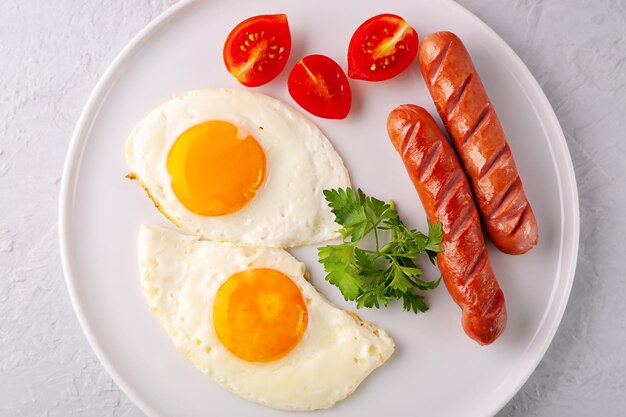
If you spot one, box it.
[419,31,538,255]
[387,104,506,345]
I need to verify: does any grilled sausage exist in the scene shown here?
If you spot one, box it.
[387,104,506,345]
[419,31,537,255]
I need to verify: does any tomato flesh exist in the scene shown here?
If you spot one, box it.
[223,14,291,87]
[288,55,352,120]
[348,14,418,82]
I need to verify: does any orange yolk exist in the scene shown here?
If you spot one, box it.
[213,268,308,362]
[166,120,266,216]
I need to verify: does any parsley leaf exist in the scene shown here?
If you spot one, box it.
[318,187,444,314]
[425,222,444,264]
[317,244,362,300]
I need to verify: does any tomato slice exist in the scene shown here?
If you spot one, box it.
[288,55,352,120]
[223,14,291,87]
[347,14,418,82]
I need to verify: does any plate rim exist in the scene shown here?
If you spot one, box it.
[58,1,580,416]
[58,2,197,417]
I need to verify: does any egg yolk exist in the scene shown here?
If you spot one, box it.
[166,120,266,216]
[213,268,308,362]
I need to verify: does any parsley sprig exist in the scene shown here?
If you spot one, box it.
[318,188,443,313]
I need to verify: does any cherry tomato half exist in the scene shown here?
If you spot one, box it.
[223,14,292,87]
[347,14,418,82]
[288,55,352,120]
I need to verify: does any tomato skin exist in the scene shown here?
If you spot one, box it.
[288,54,352,120]
[223,14,291,87]
[348,14,419,82]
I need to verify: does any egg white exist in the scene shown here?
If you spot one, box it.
[139,225,395,411]
[126,88,351,248]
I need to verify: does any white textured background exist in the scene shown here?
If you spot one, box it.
[1,0,625,416]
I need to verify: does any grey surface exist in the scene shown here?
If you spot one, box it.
[1,0,624,416]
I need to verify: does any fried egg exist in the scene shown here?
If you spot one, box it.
[126,88,350,248]
[139,225,395,411]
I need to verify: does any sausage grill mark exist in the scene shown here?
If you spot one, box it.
[417,140,443,182]
[445,73,473,120]
[448,205,474,241]
[510,204,530,235]
[428,41,452,84]
[465,250,487,284]
[481,291,502,317]
[401,122,419,158]
[498,202,526,228]
[489,177,522,219]
[435,170,463,210]
[461,104,491,145]
[479,144,508,179]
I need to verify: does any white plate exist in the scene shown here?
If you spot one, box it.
[59,1,579,416]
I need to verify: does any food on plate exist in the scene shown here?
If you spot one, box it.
[139,225,395,411]
[288,54,352,119]
[125,88,350,248]
[347,14,419,82]
[318,188,442,313]
[418,31,538,255]
[223,14,291,87]
[387,104,507,345]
